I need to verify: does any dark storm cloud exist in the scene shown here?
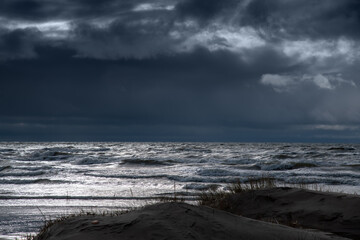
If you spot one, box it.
[175,0,360,39]
[1,0,359,60]
[69,11,178,59]
[241,0,360,39]
[1,0,360,141]
[0,27,41,60]
[175,0,237,21]
[0,46,302,121]
[0,0,135,20]
[0,0,47,20]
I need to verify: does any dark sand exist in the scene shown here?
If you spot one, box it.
[215,187,360,239]
[33,188,360,240]
[34,188,359,240]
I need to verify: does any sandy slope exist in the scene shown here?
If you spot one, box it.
[215,187,360,239]
[37,201,350,240]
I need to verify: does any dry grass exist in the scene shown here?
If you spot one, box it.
[25,183,184,240]
[22,178,349,240]
[23,208,131,240]
[198,177,276,209]
[198,176,347,209]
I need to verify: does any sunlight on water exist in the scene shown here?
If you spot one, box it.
[0,142,359,238]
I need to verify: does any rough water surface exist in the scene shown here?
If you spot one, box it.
[0,142,359,239]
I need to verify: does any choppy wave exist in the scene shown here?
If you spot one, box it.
[27,147,76,161]
[0,171,46,177]
[196,168,239,177]
[16,166,52,171]
[328,147,356,151]
[89,147,111,152]
[84,173,168,179]
[0,166,11,172]
[183,183,221,191]
[221,159,254,165]
[0,148,14,153]
[343,164,360,170]
[167,175,241,183]
[73,157,112,165]
[0,179,70,184]
[273,154,298,159]
[260,161,318,171]
[1,142,360,239]
[120,158,174,166]
[29,151,71,161]
[281,176,359,185]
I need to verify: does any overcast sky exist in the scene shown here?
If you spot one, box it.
[0,0,359,142]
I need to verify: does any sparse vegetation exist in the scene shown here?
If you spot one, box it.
[158,182,186,203]
[23,209,131,240]
[23,178,353,240]
[199,176,345,210]
[198,177,276,209]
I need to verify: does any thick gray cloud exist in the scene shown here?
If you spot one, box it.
[69,13,178,59]
[0,0,359,141]
[240,0,360,39]
[175,0,237,21]
[0,27,41,60]
[0,0,135,20]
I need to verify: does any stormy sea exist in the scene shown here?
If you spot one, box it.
[0,142,359,239]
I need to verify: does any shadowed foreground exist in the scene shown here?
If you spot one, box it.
[200,187,360,239]
[36,202,350,240]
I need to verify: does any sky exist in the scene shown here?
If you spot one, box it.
[0,0,360,142]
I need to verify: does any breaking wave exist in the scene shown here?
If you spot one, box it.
[260,162,318,171]
[196,168,239,177]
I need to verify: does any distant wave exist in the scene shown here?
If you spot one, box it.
[0,179,71,184]
[167,175,240,183]
[16,166,52,171]
[120,158,175,166]
[221,159,254,165]
[0,171,46,177]
[260,162,318,171]
[343,164,360,171]
[175,146,212,153]
[0,165,11,172]
[0,148,14,152]
[89,147,111,152]
[196,168,240,177]
[0,195,160,200]
[73,157,112,165]
[27,147,76,161]
[29,150,71,161]
[283,176,359,185]
[84,173,168,179]
[304,152,330,158]
[273,154,298,159]
[328,147,356,151]
[183,183,221,191]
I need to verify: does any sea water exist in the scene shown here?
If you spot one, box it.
[0,142,359,239]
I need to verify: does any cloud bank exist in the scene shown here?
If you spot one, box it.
[0,0,359,141]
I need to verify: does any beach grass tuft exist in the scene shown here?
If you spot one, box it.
[23,209,131,240]
[198,177,276,209]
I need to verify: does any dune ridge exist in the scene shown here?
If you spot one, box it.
[32,187,360,240]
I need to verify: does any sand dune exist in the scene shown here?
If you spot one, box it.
[213,187,360,239]
[38,200,351,240]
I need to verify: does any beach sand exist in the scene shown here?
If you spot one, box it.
[34,188,359,240]
[211,187,360,239]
